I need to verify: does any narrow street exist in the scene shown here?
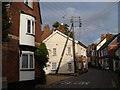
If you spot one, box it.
[48,68,119,88]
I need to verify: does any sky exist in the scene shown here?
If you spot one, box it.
[40,2,118,46]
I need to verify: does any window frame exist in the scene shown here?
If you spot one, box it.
[53,48,57,56]
[26,19,35,36]
[67,47,71,55]
[68,62,72,72]
[51,62,57,70]
[20,52,34,70]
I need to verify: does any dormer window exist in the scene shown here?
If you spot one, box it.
[24,0,33,9]
[27,19,35,35]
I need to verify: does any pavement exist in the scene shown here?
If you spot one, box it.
[35,74,73,88]
[48,68,120,88]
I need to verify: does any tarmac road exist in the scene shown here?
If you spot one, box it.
[49,68,119,88]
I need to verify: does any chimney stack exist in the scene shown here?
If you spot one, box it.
[57,24,64,33]
[101,34,106,40]
[44,24,50,31]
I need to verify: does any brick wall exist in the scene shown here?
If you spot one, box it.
[2,38,19,83]
[2,1,42,83]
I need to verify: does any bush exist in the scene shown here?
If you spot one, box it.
[35,42,48,84]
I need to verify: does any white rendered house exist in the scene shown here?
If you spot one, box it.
[43,30,87,74]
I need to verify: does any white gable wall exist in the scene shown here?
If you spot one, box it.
[43,31,86,74]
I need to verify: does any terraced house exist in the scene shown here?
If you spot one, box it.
[2,0,42,88]
[96,33,120,70]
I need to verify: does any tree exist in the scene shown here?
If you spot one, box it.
[52,21,73,38]
[52,21,60,30]
[35,42,49,68]
[35,43,49,84]
[2,2,11,41]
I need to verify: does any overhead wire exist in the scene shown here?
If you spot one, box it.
[41,2,118,45]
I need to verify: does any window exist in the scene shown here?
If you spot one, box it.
[22,54,28,68]
[51,62,57,70]
[21,54,34,69]
[78,62,82,69]
[27,19,35,35]
[24,0,33,9]
[68,63,72,72]
[30,55,33,68]
[68,47,71,55]
[53,48,56,56]
[32,20,35,34]
[27,20,31,33]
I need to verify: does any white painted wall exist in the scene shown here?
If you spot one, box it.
[43,31,87,74]
[96,38,107,50]
[19,13,35,46]
[20,71,35,81]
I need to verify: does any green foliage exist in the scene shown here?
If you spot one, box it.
[35,43,49,68]
[52,21,73,38]
[2,2,11,41]
[52,21,60,30]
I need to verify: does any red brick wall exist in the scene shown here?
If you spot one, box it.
[2,39,19,83]
[108,39,117,51]
[3,1,42,83]
[8,2,42,42]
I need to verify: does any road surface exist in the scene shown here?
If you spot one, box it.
[49,68,119,88]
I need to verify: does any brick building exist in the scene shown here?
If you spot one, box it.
[2,0,42,88]
[96,33,120,70]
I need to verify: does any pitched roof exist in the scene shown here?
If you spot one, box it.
[78,41,87,49]
[43,30,78,43]
[99,34,118,50]
[42,30,87,48]
[41,30,53,41]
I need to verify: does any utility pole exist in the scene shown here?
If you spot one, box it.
[72,16,81,73]
[55,23,73,74]
[71,16,77,73]
[55,16,81,74]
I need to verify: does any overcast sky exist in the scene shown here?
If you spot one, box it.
[40,2,118,46]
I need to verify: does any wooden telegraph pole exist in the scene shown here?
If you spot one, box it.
[55,16,81,74]
[55,23,73,74]
[71,16,77,73]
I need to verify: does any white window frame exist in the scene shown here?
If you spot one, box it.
[68,62,72,72]
[26,19,35,35]
[67,47,71,55]
[24,0,33,9]
[51,62,57,70]
[53,48,57,56]
[20,51,35,70]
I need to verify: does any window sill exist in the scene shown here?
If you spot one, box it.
[26,33,35,37]
[20,69,35,71]
[66,54,71,56]
[51,69,56,71]
[52,55,57,56]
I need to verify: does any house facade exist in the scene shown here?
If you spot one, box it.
[87,44,96,67]
[2,0,42,87]
[96,33,120,70]
[42,30,87,74]
[108,33,120,71]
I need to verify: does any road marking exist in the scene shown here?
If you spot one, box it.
[60,81,90,86]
